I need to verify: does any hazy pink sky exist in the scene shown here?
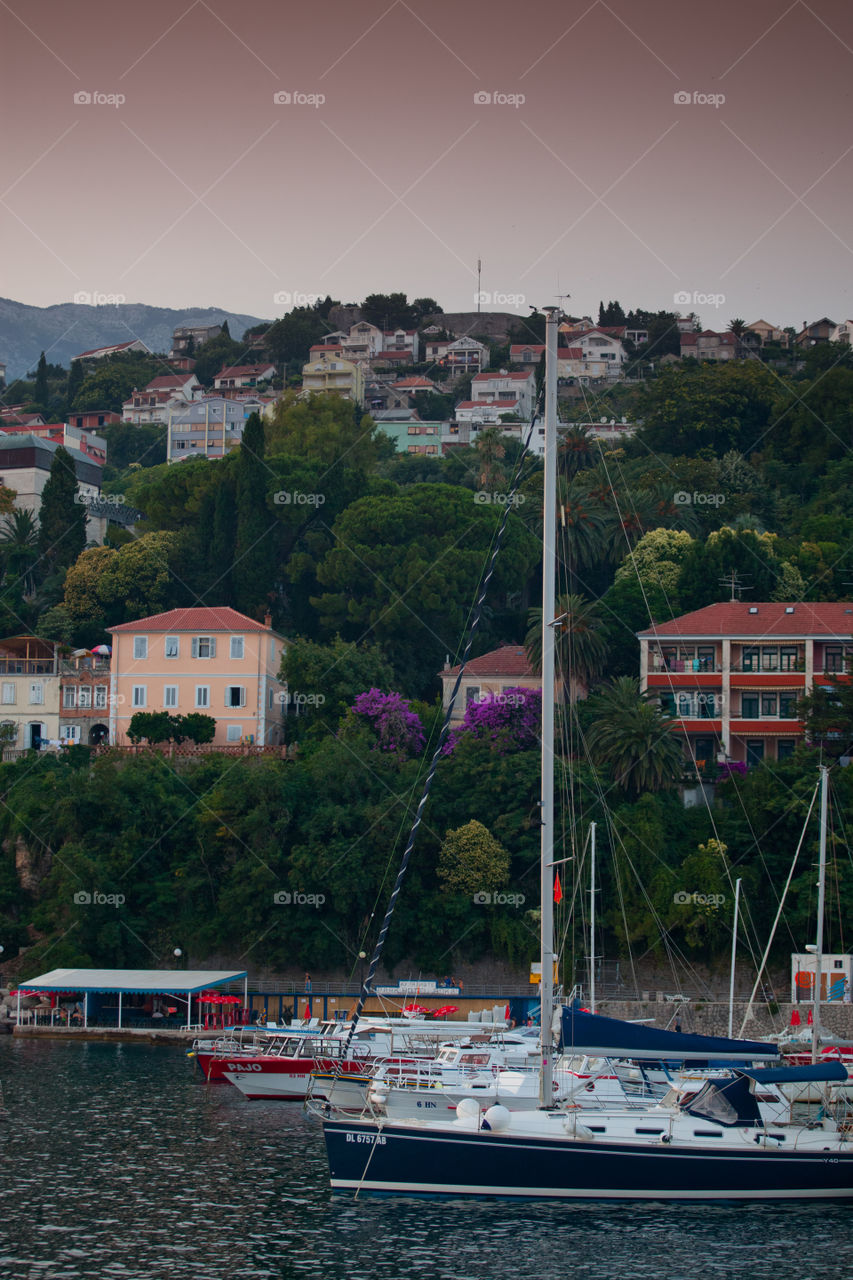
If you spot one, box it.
[2,0,851,328]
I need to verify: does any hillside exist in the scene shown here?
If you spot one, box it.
[0,298,270,380]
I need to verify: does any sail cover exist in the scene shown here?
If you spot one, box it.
[559,1005,780,1061]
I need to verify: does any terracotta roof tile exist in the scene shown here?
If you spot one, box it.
[444,644,534,678]
[638,601,853,639]
[109,607,279,635]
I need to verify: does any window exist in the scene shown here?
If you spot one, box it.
[78,687,92,709]
[741,694,759,718]
[697,647,715,671]
[779,693,798,719]
[1,682,14,705]
[132,686,147,708]
[165,636,179,659]
[825,645,843,673]
[230,636,244,660]
[777,740,796,761]
[761,647,779,672]
[761,694,777,717]
[660,693,676,716]
[225,686,245,708]
[133,636,148,660]
[195,686,210,708]
[465,686,481,706]
[29,682,44,705]
[94,686,107,710]
[746,740,765,766]
[192,636,217,659]
[226,725,242,742]
[780,646,800,671]
[742,646,759,672]
[63,687,77,710]
[61,725,81,743]
[164,686,178,709]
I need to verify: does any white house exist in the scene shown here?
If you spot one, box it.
[471,370,536,419]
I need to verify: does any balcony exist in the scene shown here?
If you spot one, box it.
[0,660,56,675]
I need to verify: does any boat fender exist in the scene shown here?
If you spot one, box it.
[660,1135,672,1144]
[483,1105,511,1132]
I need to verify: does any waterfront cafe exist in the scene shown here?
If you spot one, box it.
[13,967,248,1030]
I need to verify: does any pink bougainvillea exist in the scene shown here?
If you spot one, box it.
[351,689,426,754]
[444,686,541,755]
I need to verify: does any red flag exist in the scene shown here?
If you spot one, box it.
[554,873,563,904]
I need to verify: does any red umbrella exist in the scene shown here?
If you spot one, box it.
[432,1004,458,1017]
[403,1003,428,1015]
[790,1009,801,1027]
[807,1008,814,1025]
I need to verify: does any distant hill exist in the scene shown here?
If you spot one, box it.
[0,298,270,380]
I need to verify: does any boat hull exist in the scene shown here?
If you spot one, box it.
[323,1118,853,1201]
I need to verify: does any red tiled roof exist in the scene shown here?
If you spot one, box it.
[681,331,736,345]
[109,607,277,634]
[393,376,435,388]
[373,350,411,360]
[444,645,534,678]
[558,348,584,359]
[473,370,532,381]
[638,602,853,640]
[215,365,275,379]
[510,345,545,355]
[145,375,194,390]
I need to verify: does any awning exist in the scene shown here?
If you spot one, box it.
[18,967,246,994]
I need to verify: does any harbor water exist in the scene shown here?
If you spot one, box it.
[0,1036,851,1280]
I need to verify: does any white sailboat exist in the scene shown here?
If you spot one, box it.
[321,308,853,1200]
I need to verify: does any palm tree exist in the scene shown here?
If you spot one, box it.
[557,478,607,586]
[0,508,40,596]
[727,318,747,338]
[584,675,684,796]
[475,428,507,492]
[557,426,599,478]
[525,593,608,701]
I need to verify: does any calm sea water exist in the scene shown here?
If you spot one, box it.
[0,1037,851,1280]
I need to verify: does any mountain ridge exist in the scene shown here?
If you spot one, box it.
[0,298,270,381]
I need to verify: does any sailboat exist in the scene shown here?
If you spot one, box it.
[321,309,853,1200]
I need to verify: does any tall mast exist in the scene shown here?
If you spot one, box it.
[728,877,742,1038]
[539,305,559,1105]
[589,821,597,1015]
[812,764,829,1063]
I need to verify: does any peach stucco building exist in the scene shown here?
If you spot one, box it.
[108,607,287,746]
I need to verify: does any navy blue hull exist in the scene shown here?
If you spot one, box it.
[323,1119,853,1201]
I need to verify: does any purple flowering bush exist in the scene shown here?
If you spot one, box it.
[351,689,426,755]
[444,686,541,755]
[717,760,748,780]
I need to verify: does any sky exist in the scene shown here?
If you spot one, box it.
[2,0,852,329]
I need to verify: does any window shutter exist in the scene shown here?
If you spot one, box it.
[210,637,217,658]
[191,638,198,658]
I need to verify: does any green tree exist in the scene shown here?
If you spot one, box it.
[525,593,608,698]
[360,292,417,329]
[33,351,49,410]
[266,393,386,471]
[180,712,216,743]
[66,359,84,407]
[128,711,176,744]
[0,508,40,596]
[279,635,395,736]
[37,446,87,577]
[635,362,779,456]
[584,676,684,796]
[265,304,333,365]
[233,413,277,619]
[437,820,510,897]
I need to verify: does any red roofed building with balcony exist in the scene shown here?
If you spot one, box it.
[638,601,853,768]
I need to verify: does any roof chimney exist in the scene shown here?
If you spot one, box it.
[263,611,272,629]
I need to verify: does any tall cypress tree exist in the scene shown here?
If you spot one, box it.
[66,359,84,409]
[34,351,49,411]
[233,414,276,618]
[37,445,87,576]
